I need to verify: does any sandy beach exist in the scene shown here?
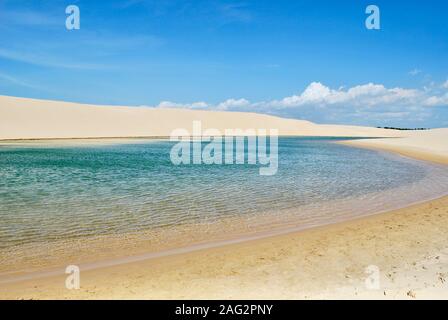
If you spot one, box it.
[1,194,447,300]
[0,97,448,299]
[342,129,448,166]
[1,0,447,302]
[1,96,447,300]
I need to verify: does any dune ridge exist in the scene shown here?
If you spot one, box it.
[0,95,411,140]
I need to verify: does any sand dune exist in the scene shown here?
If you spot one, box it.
[343,129,448,165]
[0,95,410,140]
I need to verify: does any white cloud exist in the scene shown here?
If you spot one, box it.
[0,9,60,27]
[157,101,209,109]
[157,98,250,111]
[424,94,448,107]
[443,80,448,89]
[408,69,422,76]
[0,72,42,90]
[153,82,448,125]
[0,48,111,70]
[0,31,163,70]
[263,82,422,109]
[217,98,250,110]
[218,3,253,23]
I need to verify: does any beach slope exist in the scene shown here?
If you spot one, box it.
[342,129,448,165]
[1,195,448,300]
[0,95,409,140]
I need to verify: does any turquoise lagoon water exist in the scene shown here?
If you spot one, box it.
[1,137,448,273]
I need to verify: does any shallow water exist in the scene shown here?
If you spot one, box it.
[1,137,448,275]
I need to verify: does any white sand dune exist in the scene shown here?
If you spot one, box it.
[0,95,411,140]
[343,129,448,165]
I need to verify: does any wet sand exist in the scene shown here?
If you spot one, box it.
[1,194,447,299]
[1,95,447,299]
[1,143,447,299]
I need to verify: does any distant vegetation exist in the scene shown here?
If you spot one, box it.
[377,127,429,131]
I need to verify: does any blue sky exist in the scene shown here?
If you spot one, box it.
[0,0,447,127]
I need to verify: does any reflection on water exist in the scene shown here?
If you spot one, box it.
[1,137,447,275]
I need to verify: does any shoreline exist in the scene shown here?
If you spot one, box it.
[2,184,446,286]
[1,194,448,299]
[0,135,381,143]
[1,140,447,285]
[0,134,447,299]
[341,140,448,166]
[340,130,448,166]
